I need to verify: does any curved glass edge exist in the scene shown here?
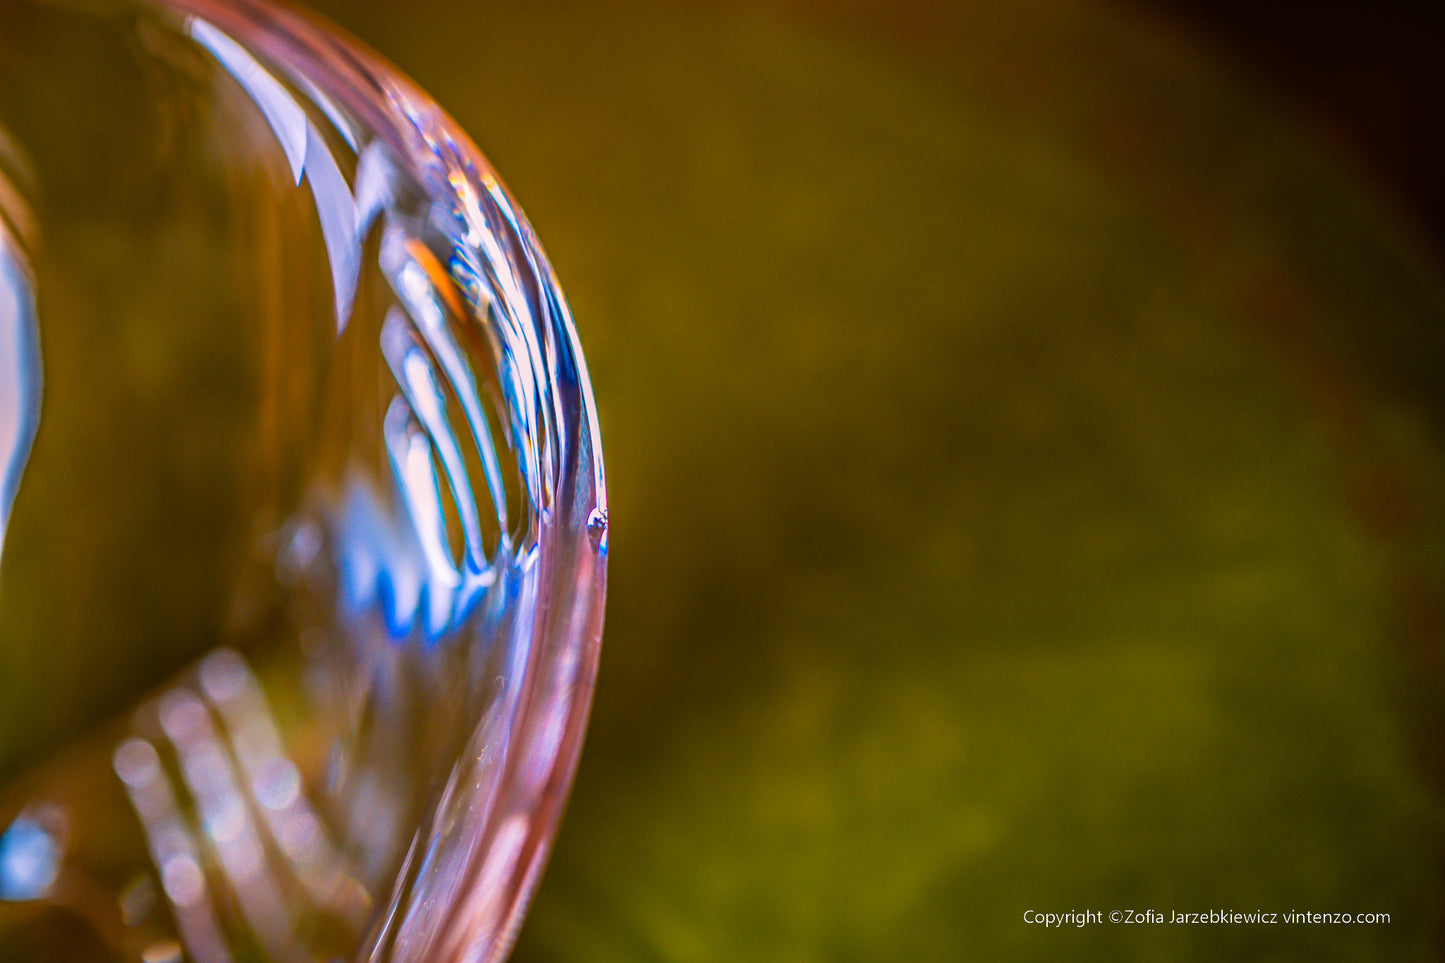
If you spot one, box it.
[155,2,608,960]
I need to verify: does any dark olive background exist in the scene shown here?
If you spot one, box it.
[28,0,1440,959]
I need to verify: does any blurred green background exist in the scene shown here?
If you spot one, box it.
[310,0,1444,958]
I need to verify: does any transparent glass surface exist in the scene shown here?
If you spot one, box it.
[0,0,608,960]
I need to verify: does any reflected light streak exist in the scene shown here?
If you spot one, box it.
[0,229,40,563]
[198,650,368,927]
[118,650,371,962]
[386,232,511,542]
[115,737,233,963]
[188,17,362,330]
[382,306,487,575]
[161,687,298,963]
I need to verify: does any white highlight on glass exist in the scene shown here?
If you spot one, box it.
[0,240,39,562]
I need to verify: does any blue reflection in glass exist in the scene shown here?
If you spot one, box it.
[0,241,40,562]
[0,814,60,902]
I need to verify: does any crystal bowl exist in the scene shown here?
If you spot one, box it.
[0,1,607,960]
